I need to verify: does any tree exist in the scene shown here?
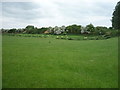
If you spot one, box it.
[66,24,81,34]
[86,23,95,33]
[39,27,48,34]
[112,1,120,29]
[8,28,16,33]
[95,26,107,35]
[25,25,35,34]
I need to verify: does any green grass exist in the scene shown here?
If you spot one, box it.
[2,35,118,88]
[0,34,2,89]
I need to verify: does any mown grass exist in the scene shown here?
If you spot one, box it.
[0,34,2,89]
[2,35,118,88]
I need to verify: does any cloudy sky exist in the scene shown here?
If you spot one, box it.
[1,0,119,29]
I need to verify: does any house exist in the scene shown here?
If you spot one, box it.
[44,30,50,34]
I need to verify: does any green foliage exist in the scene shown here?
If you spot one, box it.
[95,26,108,35]
[8,28,16,33]
[24,25,48,34]
[86,23,95,33]
[112,1,120,29]
[3,24,119,37]
[25,25,35,34]
[66,24,81,34]
[108,29,118,37]
[39,27,48,33]
[37,28,42,34]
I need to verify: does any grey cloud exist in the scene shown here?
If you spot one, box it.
[55,1,114,18]
[1,0,118,28]
[2,2,46,21]
[2,2,39,11]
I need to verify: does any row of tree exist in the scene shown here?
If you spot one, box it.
[1,24,119,36]
[1,26,48,34]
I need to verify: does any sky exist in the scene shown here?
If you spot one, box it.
[0,0,119,29]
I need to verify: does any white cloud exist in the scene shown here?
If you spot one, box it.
[1,0,119,29]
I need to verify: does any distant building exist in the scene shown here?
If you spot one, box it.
[44,30,50,34]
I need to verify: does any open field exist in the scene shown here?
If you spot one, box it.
[2,35,118,88]
[0,34,2,89]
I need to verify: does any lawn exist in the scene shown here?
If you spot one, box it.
[2,35,118,88]
[0,34,2,89]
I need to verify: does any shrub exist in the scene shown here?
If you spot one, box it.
[83,37,88,40]
[68,38,73,40]
[56,36,59,39]
[61,36,65,39]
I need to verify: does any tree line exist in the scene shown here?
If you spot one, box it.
[1,24,119,37]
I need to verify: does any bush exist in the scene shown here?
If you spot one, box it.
[110,30,118,37]
[83,37,88,40]
[89,37,96,40]
[56,36,59,39]
[68,38,73,40]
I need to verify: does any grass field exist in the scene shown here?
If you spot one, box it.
[2,35,118,88]
[0,34,2,89]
